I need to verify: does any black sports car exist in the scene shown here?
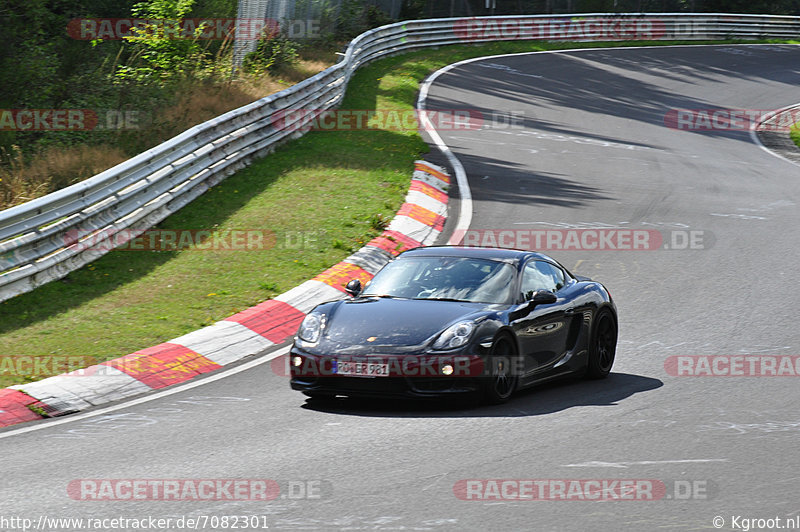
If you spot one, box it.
[289,246,617,404]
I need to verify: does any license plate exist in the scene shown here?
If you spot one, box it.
[334,360,389,377]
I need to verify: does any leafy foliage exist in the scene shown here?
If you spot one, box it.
[113,0,207,84]
[334,0,396,40]
[242,36,300,74]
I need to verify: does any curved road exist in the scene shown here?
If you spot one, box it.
[2,44,800,531]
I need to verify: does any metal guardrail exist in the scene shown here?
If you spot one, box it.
[2,13,799,302]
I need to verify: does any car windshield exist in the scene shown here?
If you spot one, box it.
[363,256,516,304]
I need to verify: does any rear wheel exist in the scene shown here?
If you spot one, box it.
[482,335,519,404]
[585,309,617,379]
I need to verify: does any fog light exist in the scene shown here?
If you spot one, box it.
[441,364,454,376]
[291,356,303,367]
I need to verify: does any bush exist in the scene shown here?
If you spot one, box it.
[242,36,300,74]
[334,1,396,40]
[113,0,208,85]
[399,0,426,19]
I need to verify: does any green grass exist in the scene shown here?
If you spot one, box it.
[0,38,785,387]
[790,122,800,148]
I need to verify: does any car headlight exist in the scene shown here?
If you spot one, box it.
[433,320,475,350]
[297,312,325,343]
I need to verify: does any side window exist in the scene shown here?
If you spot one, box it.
[521,261,566,299]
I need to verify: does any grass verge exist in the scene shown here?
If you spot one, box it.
[790,122,800,148]
[0,38,785,387]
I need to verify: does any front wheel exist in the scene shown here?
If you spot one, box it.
[482,335,519,404]
[585,309,617,379]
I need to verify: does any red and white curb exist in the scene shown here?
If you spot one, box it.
[0,161,449,428]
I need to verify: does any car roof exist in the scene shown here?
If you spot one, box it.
[398,246,554,265]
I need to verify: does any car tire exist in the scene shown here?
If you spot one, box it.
[482,335,519,404]
[585,308,617,379]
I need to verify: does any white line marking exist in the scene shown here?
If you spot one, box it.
[750,99,800,168]
[563,459,729,468]
[710,213,767,220]
[418,43,799,245]
[475,62,543,78]
[0,346,290,440]
[418,65,472,245]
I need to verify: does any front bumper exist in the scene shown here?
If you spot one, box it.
[288,346,487,399]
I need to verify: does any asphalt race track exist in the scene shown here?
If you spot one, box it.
[2,44,800,531]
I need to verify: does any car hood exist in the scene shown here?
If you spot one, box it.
[316,297,495,353]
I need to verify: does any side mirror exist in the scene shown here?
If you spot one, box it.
[512,289,557,321]
[527,289,557,306]
[345,279,362,297]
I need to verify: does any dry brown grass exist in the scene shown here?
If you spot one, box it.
[273,55,337,83]
[0,52,336,212]
[146,81,262,142]
[1,144,128,210]
[145,54,335,148]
